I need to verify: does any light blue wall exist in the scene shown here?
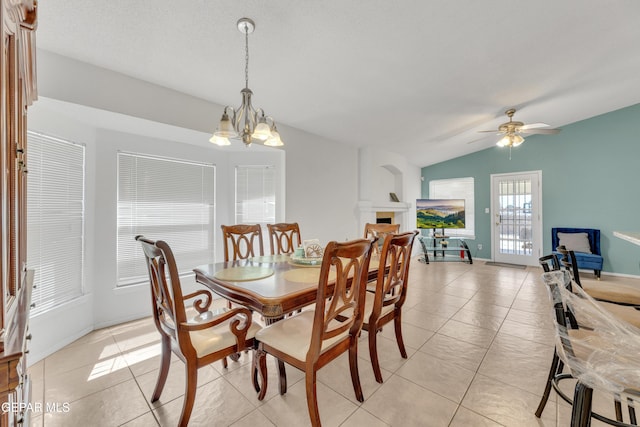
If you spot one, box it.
[421,103,640,276]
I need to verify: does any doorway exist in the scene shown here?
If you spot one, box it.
[490,171,542,266]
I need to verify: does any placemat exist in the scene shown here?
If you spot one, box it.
[213,266,274,282]
[282,268,336,284]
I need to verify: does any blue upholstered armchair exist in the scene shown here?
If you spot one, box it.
[551,227,603,278]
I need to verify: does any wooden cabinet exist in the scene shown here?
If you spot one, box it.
[1,0,37,425]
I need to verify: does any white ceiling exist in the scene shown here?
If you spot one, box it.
[36,0,640,167]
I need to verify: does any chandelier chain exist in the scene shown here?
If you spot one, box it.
[244,24,249,89]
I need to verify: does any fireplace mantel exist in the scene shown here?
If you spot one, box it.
[357,201,411,212]
[356,200,412,236]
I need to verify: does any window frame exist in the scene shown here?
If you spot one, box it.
[234,164,276,225]
[26,131,86,316]
[116,151,216,287]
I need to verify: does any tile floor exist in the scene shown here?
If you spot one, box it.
[27,260,638,426]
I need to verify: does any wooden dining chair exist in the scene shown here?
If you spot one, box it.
[267,222,301,255]
[221,224,264,262]
[364,222,400,256]
[136,235,261,427]
[252,238,376,427]
[362,230,419,383]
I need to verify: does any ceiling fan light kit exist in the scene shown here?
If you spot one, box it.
[210,17,284,148]
[480,108,561,149]
[497,133,524,147]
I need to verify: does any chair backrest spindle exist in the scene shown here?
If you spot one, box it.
[267,222,302,255]
[221,224,264,262]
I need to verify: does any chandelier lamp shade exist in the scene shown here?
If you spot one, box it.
[210,18,284,147]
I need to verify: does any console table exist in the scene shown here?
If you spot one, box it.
[418,236,473,264]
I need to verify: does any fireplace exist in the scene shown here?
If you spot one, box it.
[356,201,410,234]
[376,211,394,224]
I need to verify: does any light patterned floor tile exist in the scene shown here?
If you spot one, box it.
[419,333,488,372]
[136,359,221,407]
[438,319,497,348]
[396,351,475,403]
[43,379,150,427]
[33,261,640,426]
[340,408,390,427]
[461,374,555,427]
[361,375,458,427]
[153,377,255,426]
[230,409,276,427]
[258,378,359,427]
[449,406,504,426]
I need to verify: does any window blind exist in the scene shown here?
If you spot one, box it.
[27,132,85,316]
[429,177,475,238]
[235,165,276,224]
[117,153,215,286]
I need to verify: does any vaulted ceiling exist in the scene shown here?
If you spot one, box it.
[36,1,640,166]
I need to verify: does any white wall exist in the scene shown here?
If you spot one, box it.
[26,107,97,363]
[357,147,422,233]
[26,50,363,362]
[281,126,359,242]
[359,146,421,205]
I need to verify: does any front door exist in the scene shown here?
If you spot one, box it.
[491,171,542,266]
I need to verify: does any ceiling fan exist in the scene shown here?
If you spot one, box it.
[479,108,561,147]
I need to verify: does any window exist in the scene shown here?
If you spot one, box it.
[27,132,85,315]
[117,153,215,286]
[235,165,276,224]
[429,177,475,238]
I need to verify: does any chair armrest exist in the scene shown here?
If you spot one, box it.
[183,289,213,313]
[180,306,254,349]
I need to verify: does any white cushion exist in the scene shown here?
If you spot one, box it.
[255,311,349,361]
[363,291,396,322]
[190,317,261,358]
[558,232,592,254]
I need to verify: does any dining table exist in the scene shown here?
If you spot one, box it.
[193,252,382,394]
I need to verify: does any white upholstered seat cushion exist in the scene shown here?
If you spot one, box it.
[582,278,640,306]
[255,311,349,362]
[189,318,261,358]
[363,291,395,322]
[166,307,261,358]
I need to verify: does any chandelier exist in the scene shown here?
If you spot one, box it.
[210,18,284,147]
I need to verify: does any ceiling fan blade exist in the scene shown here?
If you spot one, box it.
[478,130,501,133]
[519,122,549,130]
[466,137,490,144]
[519,128,561,135]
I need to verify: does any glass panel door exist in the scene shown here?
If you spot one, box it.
[491,171,542,265]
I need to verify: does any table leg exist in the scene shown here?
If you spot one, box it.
[265,316,287,395]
